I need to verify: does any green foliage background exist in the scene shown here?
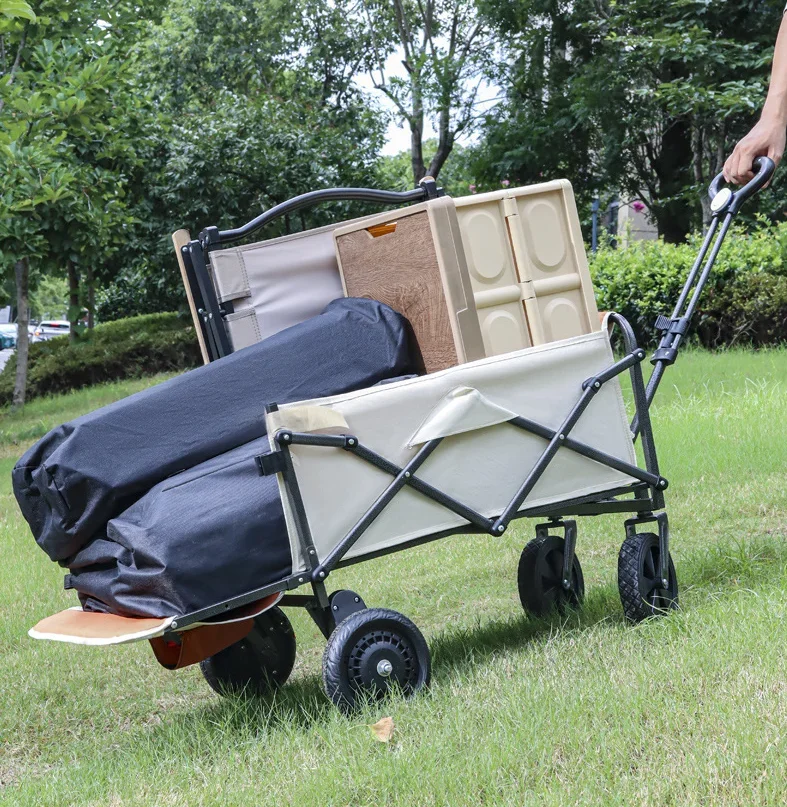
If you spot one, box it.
[2,0,787,361]
[590,220,787,347]
[0,312,200,404]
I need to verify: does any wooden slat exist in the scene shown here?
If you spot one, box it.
[30,608,170,643]
[172,229,210,365]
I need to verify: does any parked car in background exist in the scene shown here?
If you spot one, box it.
[0,324,19,349]
[32,321,70,342]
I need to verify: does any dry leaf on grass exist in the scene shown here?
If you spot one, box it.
[369,716,395,743]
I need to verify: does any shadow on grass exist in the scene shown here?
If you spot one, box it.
[430,586,622,677]
[432,533,787,675]
[195,674,332,730]
[137,534,787,742]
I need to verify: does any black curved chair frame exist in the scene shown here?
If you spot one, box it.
[179,178,443,362]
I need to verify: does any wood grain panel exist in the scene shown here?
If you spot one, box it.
[336,212,458,374]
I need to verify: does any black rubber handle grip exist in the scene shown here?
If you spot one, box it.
[709,156,776,214]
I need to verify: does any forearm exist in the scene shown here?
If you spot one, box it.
[761,13,787,125]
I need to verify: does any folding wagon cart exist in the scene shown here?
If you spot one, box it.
[29,159,774,712]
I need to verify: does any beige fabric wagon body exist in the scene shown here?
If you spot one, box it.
[269,326,637,573]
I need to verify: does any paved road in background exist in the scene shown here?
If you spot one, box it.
[0,349,13,373]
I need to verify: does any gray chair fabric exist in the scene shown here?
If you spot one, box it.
[210,220,368,350]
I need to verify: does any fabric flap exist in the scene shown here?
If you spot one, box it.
[224,307,262,351]
[210,249,251,302]
[407,385,517,447]
[266,405,349,436]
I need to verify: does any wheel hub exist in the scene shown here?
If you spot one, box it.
[640,544,677,608]
[538,547,578,608]
[348,629,416,693]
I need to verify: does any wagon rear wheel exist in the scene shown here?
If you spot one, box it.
[618,532,678,623]
[322,608,430,713]
[517,534,584,618]
[200,606,296,697]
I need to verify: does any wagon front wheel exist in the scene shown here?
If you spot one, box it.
[517,534,585,618]
[200,606,296,697]
[322,608,431,713]
[618,532,678,622]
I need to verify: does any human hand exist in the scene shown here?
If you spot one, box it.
[723,115,785,185]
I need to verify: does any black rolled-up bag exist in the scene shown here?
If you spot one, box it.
[65,434,291,618]
[14,298,420,563]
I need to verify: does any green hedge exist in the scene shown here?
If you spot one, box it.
[0,312,202,406]
[589,221,787,347]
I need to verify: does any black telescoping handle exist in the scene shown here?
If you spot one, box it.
[200,177,442,248]
[708,156,776,216]
[633,155,776,437]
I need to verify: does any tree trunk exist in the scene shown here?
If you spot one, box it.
[12,258,29,411]
[411,128,426,183]
[691,121,712,230]
[67,259,80,342]
[653,119,693,243]
[409,68,426,185]
[715,122,727,180]
[87,265,95,329]
[427,105,454,180]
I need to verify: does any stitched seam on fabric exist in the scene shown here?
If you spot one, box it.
[159,454,258,493]
[598,335,637,466]
[237,250,252,298]
[251,309,261,342]
[213,252,251,303]
[225,308,262,345]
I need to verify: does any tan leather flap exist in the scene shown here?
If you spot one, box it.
[29,592,283,646]
[29,608,172,645]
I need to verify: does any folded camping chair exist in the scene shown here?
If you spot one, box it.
[173,179,446,365]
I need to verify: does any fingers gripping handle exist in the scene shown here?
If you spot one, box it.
[709,156,776,216]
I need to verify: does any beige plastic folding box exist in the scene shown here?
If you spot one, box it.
[333,197,485,374]
[454,180,600,357]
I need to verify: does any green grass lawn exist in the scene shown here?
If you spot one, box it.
[2,352,787,805]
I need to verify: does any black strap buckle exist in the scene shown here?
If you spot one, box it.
[255,451,286,476]
[651,346,679,366]
[654,315,689,337]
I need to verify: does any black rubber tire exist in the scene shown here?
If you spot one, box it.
[517,533,585,618]
[618,532,679,623]
[322,607,431,713]
[200,606,296,697]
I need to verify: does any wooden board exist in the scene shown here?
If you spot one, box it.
[336,211,458,374]
[172,229,210,365]
[30,608,172,644]
[28,592,283,646]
